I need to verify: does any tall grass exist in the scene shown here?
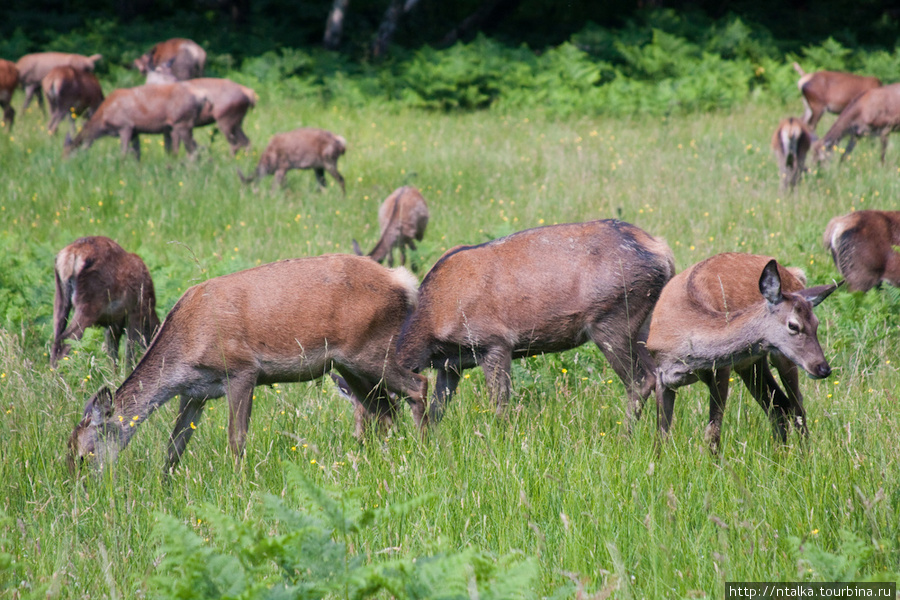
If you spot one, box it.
[0,92,898,597]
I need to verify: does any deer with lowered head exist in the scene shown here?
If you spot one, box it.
[63,83,206,159]
[41,66,104,135]
[824,210,900,292]
[772,117,815,190]
[793,63,881,131]
[67,254,428,473]
[238,127,347,192]
[0,59,17,130]
[353,186,429,267]
[134,38,206,81]
[146,61,258,155]
[397,219,675,425]
[647,253,839,453]
[814,82,900,165]
[15,52,102,113]
[51,236,160,369]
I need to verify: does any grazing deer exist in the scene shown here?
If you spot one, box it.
[238,128,346,192]
[51,236,160,369]
[397,219,675,425]
[824,210,900,292]
[793,63,881,131]
[352,186,429,267]
[772,117,815,190]
[0,59,17,130]
[41,66,104,135]
[63,83,206,160]
[815,82,900,165]
[15,52,101,113]
[134,38,206,81]
[647,253,839,453]
[67,255,428,473]
[146,62,257,155]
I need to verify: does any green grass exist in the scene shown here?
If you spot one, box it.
[0,93,898,597]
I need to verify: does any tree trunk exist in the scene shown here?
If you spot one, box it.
[439,0,523,47]
[372,0,421,58]
[324,0,350,50]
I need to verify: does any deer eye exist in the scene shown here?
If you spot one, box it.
[788,321,801,334]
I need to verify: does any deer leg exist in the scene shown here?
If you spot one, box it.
[225,374,256,460]
[103,324,123,369]
[655,380,676,443]
[273,168,288,190]
[180,127,198,156]
[840,135,857,163]
[314,168,327,190]
[699,368,730,454]
[771,353,807,435]
[47,110,64,135]
[880,130,890,164]
[167,396,207,471]
[53,304,105,364]
[477,346,513,417]
[337,368,400,439]
[736,359,792,443]
[593,329,654,432]
[162,130,173,154]
[325,164,346,195]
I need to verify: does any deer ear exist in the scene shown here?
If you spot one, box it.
[88,387,115,422]
[801,280,843,307]
[759,259,783,305]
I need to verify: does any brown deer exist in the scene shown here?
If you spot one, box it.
[15,52,101,113]
[352,186,429,267]
[771,117,815,190]
[0,59,17,130]
[67,254,428,473]
[41,66,104,135]
[647,253,839,453]
[146,62,257,155]
[793,63,881,131]
[63,83,206,160]
[397,219,675,425]
[238,128,346,192]
[134,38,206,81]
[814,82,900,164]
[51,236,160,369]
[824,210,900,292]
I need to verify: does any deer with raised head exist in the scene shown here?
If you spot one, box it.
[134,38,206,81]
[238,127,346,192]
[51,236,160,369]
[63,83,206,160]
[647,253,839,453]
[772,117,815,190]
[67,254,428,473]
[41,66,104,135]
[814,82,900,165]
[793,63,881,131]
[397,219,675,425]
[824,210,900,292]
[15,52,101,113]
[0,59,17,130]
[352,186,429,267]
[146,61,257,155]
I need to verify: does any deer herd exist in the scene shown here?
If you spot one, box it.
[2,40,896,473]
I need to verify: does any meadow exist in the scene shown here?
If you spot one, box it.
[0,85,898,597]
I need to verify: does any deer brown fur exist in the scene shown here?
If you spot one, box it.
[397,219,675,425]
[647,253,839,453]
[51,236,160,369]
[63,83,206,160]
[134,38,206,81]
[15,52,101,113]
[815,82,900,165]
[238,127,346,192]
[824,210,900,292]
[67,254,428,473]
[793,63,881,131]
[772,117,815,190]
[41,66,104,135]
[0,59,17,130]
[353,186,429,267]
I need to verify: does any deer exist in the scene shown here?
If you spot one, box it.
[771,117,815,190]
[51,236,160,370]
[63,83,206,160]
[15,52,101,113]
[134,38,206,81]
[824,210,900,292]
[238,128,346,192]
[352,186,429,267]
[67,254,428,473]
[396,219,675,425]
[0,59,17,130]
[647,253,840,454]
[793,63,881,131]
[41,66,104,135]
[146,61,258,155]
[814,82,900,165]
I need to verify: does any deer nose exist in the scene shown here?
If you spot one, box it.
[812,363,831,379]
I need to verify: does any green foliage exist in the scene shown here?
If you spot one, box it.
[791,530,896,582]
[799,37,853,72]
